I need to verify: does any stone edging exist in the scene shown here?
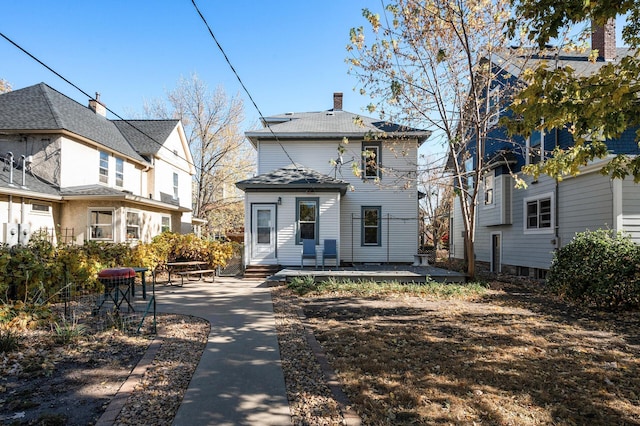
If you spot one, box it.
[296,308,362,426]
[94,330,163,426]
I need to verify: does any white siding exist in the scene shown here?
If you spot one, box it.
[622,178,640,243]
[244,191,341,266]
[255,139,420,263]
[472,171,617,271]
[558,172,613,245]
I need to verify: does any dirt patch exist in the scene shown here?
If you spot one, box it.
[0,309,208,426]
[275,281,640,425]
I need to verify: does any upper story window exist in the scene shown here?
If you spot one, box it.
[99,151,109,184]
[484,172,494,205]
[362,142,381,179]
[527,130,544,165]
[362,206,382,246]
[464,157,474,194]
[89,209,114,241]
[115,158,124,187]
[524,194,553,234]
[487,87,500,127]
[173,172,179,200]
[126,211,140,240]
[296,197,319,244]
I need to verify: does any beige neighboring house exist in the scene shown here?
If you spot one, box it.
[0,83,195,245]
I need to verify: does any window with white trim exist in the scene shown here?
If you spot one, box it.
[115,158,124,187]
[484,172,494,205]
[526,130,544,165]
[488,87,500,127]
[464,157,474,194]
[161,216,171,233]
[173,172,179,200]
[89,209,114,240]
[524,194,553,233]
[99,151,109,184]
[31,203,51,214]
[126,211,140,240]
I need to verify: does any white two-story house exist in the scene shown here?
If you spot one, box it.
[0,83,195,245]
[236,93,430,267]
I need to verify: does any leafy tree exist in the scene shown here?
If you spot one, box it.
[146,74,255,237]
[419,155,452,250]
[347,0,517,278]
[0,78,11,94]
[506,1,640,181]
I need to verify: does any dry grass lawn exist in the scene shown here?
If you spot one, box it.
[295,279,640,425]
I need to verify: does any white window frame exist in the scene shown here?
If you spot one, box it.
[173,172,179,200]
[161,215,171,233]
[88,208,115,241]
[526,129,545,166]
[483,172,495,207]
[99,151,109,184]
[31,203,51,215]
[464,157,474,195]
[523,193,554,234]
[126,210,140,240]
[115,157,124,187]
[487,87,500,127]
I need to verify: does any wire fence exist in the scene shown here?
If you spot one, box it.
[6,272,156,335]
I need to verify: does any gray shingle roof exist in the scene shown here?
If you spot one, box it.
[113,120,179,155]
[0,83,145,162]
[245,110,431,146]
[493,47,636,80]
[0,164,61,197]
[236,165,349,195]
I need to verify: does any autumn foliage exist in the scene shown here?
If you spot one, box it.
[0,232,233,303]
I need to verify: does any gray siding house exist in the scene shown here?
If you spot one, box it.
[451,22,640,278]
[236,93,430,268]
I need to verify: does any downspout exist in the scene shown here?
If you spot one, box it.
[554,128,560,251]
[20,156,26,225]
[7,152,13,223]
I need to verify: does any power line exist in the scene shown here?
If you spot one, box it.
[0,31,195,170]
[190,0,305,175]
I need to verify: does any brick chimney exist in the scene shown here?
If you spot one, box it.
[592,18,616,61]
[89,92,107,117]
[333,92,343,111]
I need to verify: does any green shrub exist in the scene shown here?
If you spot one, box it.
[51,314,87,344]
[0,329,22,352]
[547,229,640,309]
[0,232,233,302]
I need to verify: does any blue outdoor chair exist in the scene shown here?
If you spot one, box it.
[301,239,317,269]
[322,239,337,270]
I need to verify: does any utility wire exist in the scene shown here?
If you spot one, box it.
[0,31,195,171]
[190,0,307,178]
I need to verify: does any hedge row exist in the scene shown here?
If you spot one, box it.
[0,232,234,303]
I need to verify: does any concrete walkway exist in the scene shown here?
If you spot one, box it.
[154,277,291,426]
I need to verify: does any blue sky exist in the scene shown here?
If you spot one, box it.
[1,1,376,130]
[1,2,629,163]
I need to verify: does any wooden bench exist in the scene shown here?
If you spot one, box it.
[175,269,216,286]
